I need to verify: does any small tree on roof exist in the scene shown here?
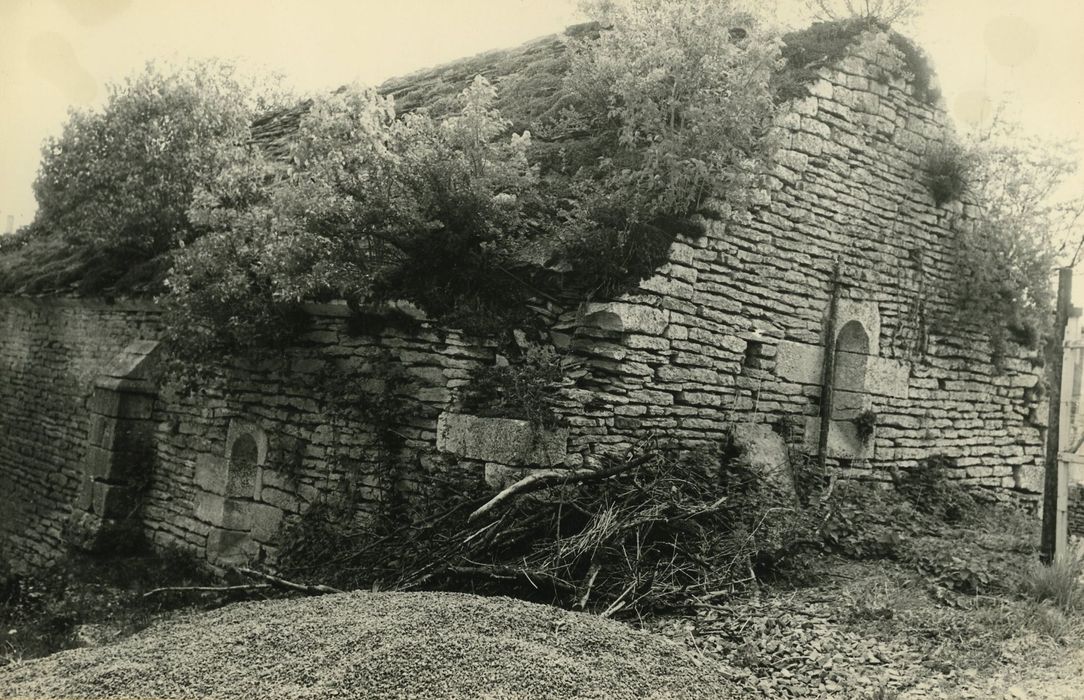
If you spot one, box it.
[800,0,924,26]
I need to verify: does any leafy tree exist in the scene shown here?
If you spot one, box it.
[800,0,924,26]
[32,60,288,258]
[167,77,539,359]
[564,0,782,221]
[950,115,1083,350]
[165,0,787,361]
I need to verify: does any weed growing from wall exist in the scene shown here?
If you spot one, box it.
[461,344,566,430]
[854,409,878,442]
[922,144,970,206]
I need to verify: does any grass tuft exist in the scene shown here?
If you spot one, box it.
[1022,551,1084,613]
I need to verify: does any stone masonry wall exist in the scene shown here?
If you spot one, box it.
[0,297,502,570]
[0,298,160,570]
[0,31,1049,572]
[546,31,1046,500]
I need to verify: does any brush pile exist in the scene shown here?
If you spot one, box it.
[277,441,807,616]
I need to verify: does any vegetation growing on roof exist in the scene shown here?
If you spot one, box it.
[158,0,783,367]
[3,60,291,296]
[777,17,939,105]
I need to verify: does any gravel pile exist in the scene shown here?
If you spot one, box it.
[0,591,737,699]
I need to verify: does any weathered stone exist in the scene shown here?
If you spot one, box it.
[581,302,669,336]
[249,503,284,543]
[206,527,253,565]
[193,453,229,496]
[194,492,251,530]
[436,413,568,467]
[775,341,822,385]
[1013,464,1044,493]
[802,417,875,460]
[728,423,795,497]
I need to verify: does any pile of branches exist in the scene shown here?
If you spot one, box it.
[277,441,807,617]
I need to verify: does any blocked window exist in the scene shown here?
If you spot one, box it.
[226,433,259,499]
[833,320,870,419]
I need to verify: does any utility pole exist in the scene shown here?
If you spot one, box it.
[1041,267,1073,564]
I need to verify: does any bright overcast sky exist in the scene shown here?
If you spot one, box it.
[1,0,1083,231]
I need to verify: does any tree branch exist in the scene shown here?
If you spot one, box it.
[467,452,655,523]
[234,567,344,595]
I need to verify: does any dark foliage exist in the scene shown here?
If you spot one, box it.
[922,144,970,206]
[461,347,565,430]
[778,18,939,105]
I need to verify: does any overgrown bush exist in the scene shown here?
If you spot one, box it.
[158,0,783,362]
[777,17,882,103]
[855,409,878,442]
[461,344,566,429]
[949,116,1079,354]
[893,455,976,524]
[820,481,917,559]
[32,60,287,261]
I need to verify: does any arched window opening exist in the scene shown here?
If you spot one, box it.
[833,320,870,419]
[226,433,259,499]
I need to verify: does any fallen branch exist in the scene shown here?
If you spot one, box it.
[446,565,578,595]
[234,567,343,595]
[142,584,271,598]
[468,453,654,523]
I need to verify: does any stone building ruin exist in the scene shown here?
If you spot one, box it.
[0,23,1051,572]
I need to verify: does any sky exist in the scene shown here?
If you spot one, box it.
[1,0,1083,232]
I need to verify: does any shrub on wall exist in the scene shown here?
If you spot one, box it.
[163,0,784,361]
[461,344,566,430]
[949,117,1080,353]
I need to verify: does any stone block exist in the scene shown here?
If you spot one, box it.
[802,417,875,460]
[249,503,283,543]
[83,445,117,480]
[206,527,252,565]
[75,476,94,512]
[581,302,669,336]
[194,492,251,530]
[834,300,881,356]
[193,453,229,496]
[866,357,910,399]
[1013,464,1044,493]
[87,414,115,449]
[436,412,568,467]
[775,340,823,385]
[100,340,161,380]
[260,486,299,513]
[87,389,123,417]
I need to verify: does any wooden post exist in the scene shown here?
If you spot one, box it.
[1041,267,1073,563]
[817,264,843,473]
